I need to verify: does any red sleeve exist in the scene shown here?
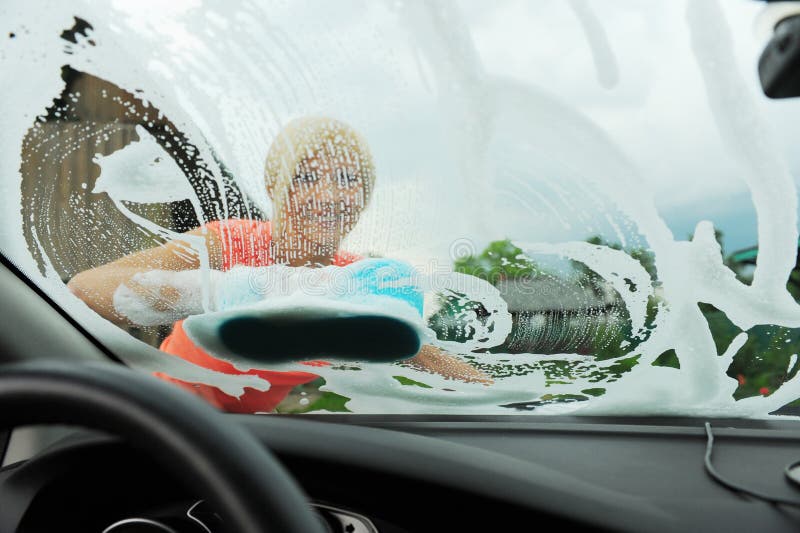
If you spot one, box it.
[203,219,273,271]
[333,250,363,266]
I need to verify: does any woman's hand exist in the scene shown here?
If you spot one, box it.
[112,269,208,326]
[405,345,493,385]
[67,226,222,325]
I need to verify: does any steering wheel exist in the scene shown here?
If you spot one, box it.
[0,360,325,533]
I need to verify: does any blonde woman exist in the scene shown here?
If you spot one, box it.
[68,116,488,412]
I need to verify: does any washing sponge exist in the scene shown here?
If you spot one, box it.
[184,258,425,364]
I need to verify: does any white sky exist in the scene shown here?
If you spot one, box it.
[461,0,800,252]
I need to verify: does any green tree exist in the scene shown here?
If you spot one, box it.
[453,239,539,284]
[584,235,657,281]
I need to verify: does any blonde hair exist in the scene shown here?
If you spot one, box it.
[264,116,376,234]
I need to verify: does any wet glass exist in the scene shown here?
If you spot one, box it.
[1,1,799,416]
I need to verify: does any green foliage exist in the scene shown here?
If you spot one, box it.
[788,268,800,301]
[699,303,741,355]
[703,231,800,405]
[453,239,539,284]
[299,390,351,413]
[725,323,800,400]
[393,375,433,388]
[276,378,351,414]
[584,235,657,281]
[501,393,590,411]
[652,349,679,369]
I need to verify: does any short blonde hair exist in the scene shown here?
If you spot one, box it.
[264,116,376,234]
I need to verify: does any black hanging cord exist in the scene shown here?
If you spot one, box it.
[704,422,800,507]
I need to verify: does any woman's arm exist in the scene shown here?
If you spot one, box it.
[67,226,222,326]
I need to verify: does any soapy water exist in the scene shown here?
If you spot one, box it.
[1,0,800,416]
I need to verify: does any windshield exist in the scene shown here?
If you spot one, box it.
[2,0,799,417]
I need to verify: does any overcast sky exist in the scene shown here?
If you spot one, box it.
[459,0,800,253]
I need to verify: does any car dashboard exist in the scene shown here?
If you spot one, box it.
[2,415,800,532]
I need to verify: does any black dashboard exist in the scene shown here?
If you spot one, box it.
[3,415,800,532]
